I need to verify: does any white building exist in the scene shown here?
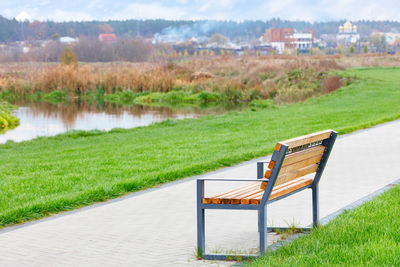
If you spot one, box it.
[291,33,313,51]
[59,36,78,44]
[337,20,360,44]
[271,42,285,53]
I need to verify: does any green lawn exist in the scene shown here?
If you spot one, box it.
[1,67,400,227]
[248,184,400,266]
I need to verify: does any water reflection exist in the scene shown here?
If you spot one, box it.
[1,100,243,143]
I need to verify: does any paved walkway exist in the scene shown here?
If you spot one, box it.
[1,120,400,266]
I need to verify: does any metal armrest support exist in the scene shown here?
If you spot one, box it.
[257,161,270,179]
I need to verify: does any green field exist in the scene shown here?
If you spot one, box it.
[248,184,400,266]
[1,67,400,227]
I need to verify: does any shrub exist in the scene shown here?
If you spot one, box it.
[322,76,344,93]
[60,48,78,67]
[198,91,222,103]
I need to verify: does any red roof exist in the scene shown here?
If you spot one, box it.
[99,33,117,42]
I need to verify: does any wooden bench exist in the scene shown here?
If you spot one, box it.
[196,130,337,260]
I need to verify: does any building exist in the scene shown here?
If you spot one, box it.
[59,36,78,44]
[373,32,400,45]
[336,20,360,44]
[260,28,313,53]
[291,33,313,52]
[262,28,294,43]
[260,28,294,53]
[99,33,117,42]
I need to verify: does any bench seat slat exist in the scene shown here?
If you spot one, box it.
[203,177,313,205]
[202,182,259,204]
[220,185,262,204]
[250,178,313,204]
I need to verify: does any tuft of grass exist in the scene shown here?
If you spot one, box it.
[42,90,68,103]
[0,67,400,228]
[0,101,19,131]
[249,99,276,109]
[247,184,400,266]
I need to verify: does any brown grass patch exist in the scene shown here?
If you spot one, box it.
[1,54,399,104]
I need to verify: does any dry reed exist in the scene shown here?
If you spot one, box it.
[0,54,399,103]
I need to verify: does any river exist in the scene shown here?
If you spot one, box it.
[0,100,242,144]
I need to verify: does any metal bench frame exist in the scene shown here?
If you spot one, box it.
[196,131,337,260]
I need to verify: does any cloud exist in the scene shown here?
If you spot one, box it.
[1,0,400,22]
[15,11,32,22]
[107,3,187,20]
[50,10,95,22]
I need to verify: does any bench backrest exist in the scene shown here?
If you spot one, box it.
[260,130,337,202]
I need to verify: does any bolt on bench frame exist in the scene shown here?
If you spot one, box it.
[197,130,337,260]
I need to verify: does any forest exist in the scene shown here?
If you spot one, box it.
[1,15,400,42]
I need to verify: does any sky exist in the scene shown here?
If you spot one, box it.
[1,0,400,22]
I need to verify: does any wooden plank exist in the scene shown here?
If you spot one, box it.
[250,178,313,204]
[229,188,264,204]
[202,182,259,204]
[268,160,276,169]
[279,154,323,175]
[260,176,304,191]
[265,154,321,178]
[266,145,325,177]
[275,164,318,186]
[269,178,313,200]
[212,183,260,204]
[279,130,333,149]
[220,185,261,204]
[252,177,304,202]
[280,145,325,167]
[274,143,282,151]
[245,191,264,205]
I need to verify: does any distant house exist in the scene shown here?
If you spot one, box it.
[373,32,400,45]
[260,28,294,53]
[260,28,313,53]
[60,36,78,44]
[99,33,117,42]
[291,33,313,52]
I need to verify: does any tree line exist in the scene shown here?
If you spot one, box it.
[1,15,400,43]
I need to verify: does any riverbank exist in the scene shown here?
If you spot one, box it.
[1,67,400,227]
[0,101,19,132]
[0,55,382,106]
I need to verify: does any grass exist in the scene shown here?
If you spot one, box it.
[0,101,19,132]
[0,55,362,105]
[0,67,400,228]
[3,54,400,106]
[248,184,400,266]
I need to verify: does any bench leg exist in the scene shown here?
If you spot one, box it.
[259,206,268,254]
[312,184,319,228]
[197,180,205,258]
[197,207,205,257]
